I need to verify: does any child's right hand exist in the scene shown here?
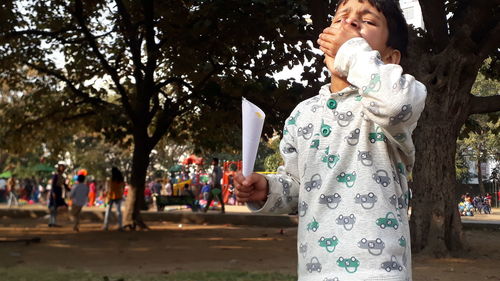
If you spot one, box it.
[317,19,362,59]
[234,172,269,203]
[324,54,335,74]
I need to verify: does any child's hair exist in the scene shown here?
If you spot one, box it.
[335,0,408,57]
[77,174,86,183]
[111,166,124,182]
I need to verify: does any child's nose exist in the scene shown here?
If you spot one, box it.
[343,18,359,28]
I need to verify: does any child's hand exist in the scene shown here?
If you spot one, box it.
[234,172,269,203]
[317,19,362,59]
[324,54,335,74]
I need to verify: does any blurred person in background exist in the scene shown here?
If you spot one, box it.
[6,176,18,207]
[103,167,125,231]
[70,174,89,232]
[48,161,68,227]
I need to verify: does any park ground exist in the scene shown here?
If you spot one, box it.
[0,206,499,281]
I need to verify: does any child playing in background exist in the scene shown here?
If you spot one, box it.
[70,174,89,232]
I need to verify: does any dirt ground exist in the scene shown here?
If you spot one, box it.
[0,211,499,281]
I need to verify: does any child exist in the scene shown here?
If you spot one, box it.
[201,181,211,201]
[69,174,89,232]
[234,0,427,280]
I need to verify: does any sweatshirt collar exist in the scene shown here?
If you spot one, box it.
[320,83,359,98]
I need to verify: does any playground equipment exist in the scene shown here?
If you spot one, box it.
[168,159,258,205]
[154,193,199,212]
[173,179,192,196]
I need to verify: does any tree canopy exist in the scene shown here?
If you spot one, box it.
[0,0,320,228]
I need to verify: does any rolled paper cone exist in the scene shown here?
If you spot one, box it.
[242,98,266,177]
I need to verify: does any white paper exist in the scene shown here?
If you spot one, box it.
[242,97,266,177]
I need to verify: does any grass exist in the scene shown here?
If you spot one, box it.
[0,267,297,281]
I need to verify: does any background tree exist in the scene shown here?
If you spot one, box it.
[456,66,500,193]
[263,137,283,172]
[454,152,471,184]
[457,118,500,193]
[0,0,315,229]
[68,133,133,180]
[402,1,499,255]
[148,138,192,179]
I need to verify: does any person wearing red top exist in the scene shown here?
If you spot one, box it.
[88,180,97,206]
[483,193,492,214]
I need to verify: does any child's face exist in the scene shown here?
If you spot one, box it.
[332,0,392,58]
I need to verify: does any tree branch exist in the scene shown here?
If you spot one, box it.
[449,0,500,60]
[478,22,500,59]
[155,77,194,93]
[73,0,134,120]
[193,61,221,92]
[23,61,107,108]
[7,102,97,136]
[469,95,500,115]
[61,110,98,122]
[2,28,70,40]
[1,27,93,45]
[146,92,160,126]
[307,0,335,39]
[115,0,145,85]
[149,111,174,148]
[419,0,449,53]
[142,0,158,81]
[140,0,160,126]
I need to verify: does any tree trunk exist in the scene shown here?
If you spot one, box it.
[123,135,152,230]
[477,154,486,195]
[409,47,479,256]
[411,125,467,256]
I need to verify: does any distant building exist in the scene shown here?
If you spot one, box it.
[467,159,499,185]
[400,0,424,29]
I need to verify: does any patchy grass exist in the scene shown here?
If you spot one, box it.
[0,267,297,281]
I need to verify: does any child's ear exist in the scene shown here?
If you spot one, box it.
[382,48,401,65]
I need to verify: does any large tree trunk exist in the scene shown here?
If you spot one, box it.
[409,47,479,256]
[123,135,152,230]
[411,126,467,256]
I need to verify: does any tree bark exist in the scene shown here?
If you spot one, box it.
[407,0,500,256]
[409,47,478,256]
[411,123,467,256]
[123,134,152,230]
[477,154,485,195]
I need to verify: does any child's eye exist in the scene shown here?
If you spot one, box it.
[363,20,375,25]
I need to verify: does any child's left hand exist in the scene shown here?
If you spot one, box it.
[317,19,362,59]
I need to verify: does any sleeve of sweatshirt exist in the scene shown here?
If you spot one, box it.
[247,108,301,214]
[334,37,427,156]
